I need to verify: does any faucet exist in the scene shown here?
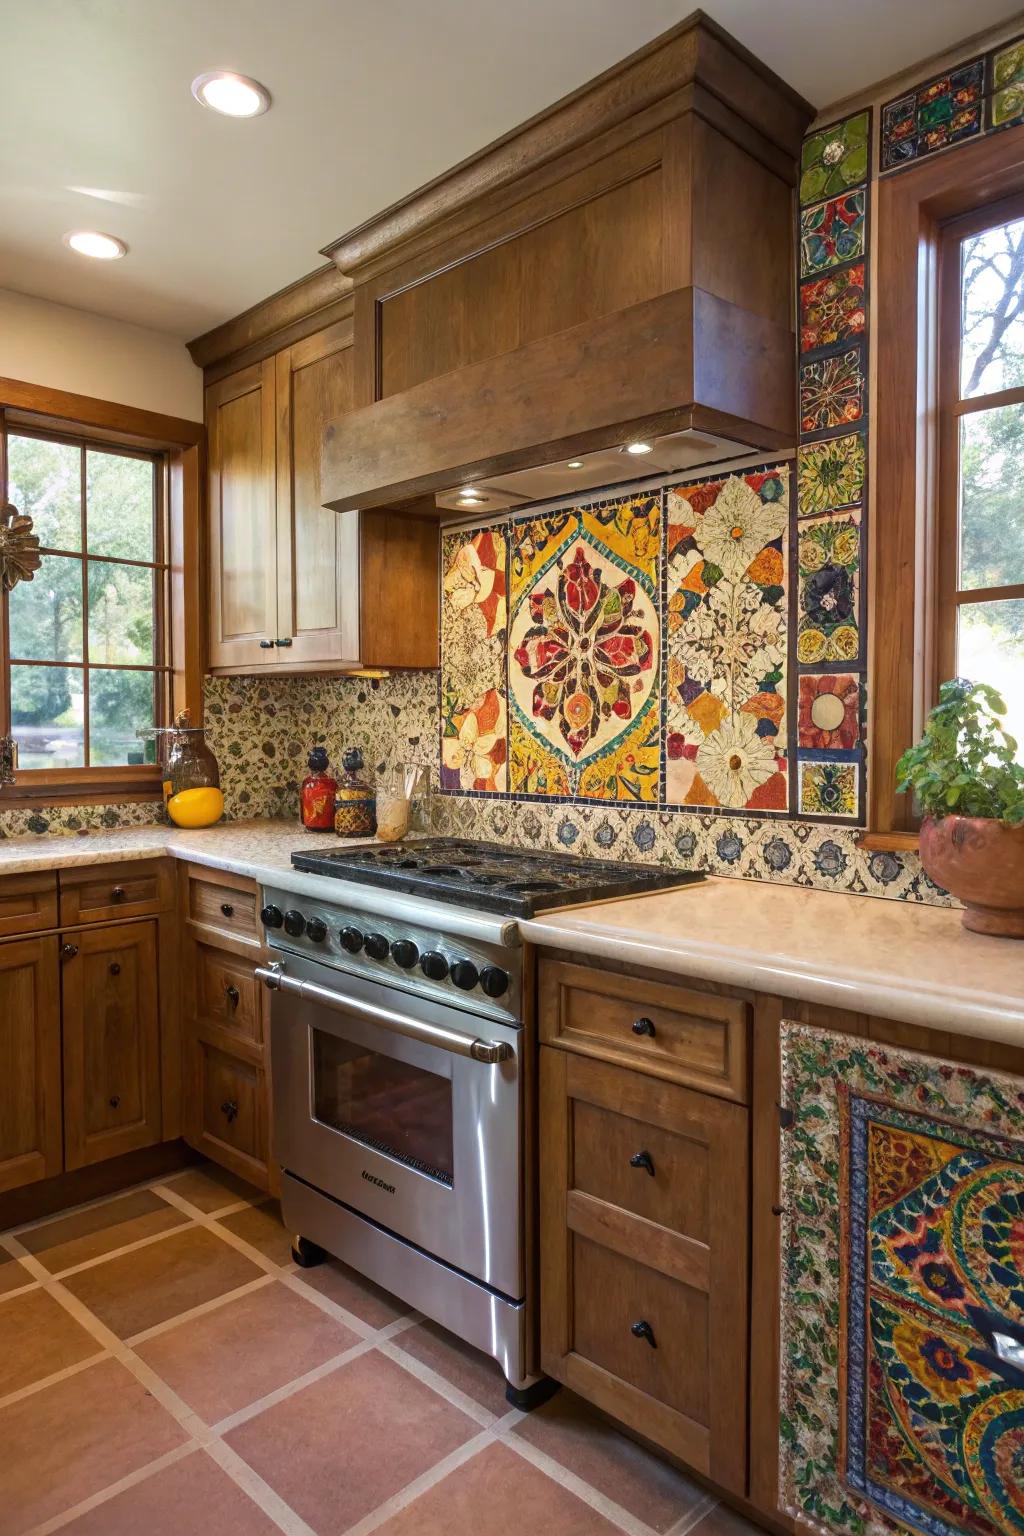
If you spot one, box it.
[0,735,17,786]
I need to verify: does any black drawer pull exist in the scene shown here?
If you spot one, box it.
[220,1099,238,1123]
[110,885,126,902]
[220,902,234,917]
[632,1016,656,1038]
[109,962,121,976]
[109,1094,121,1109]
[631,1319,657,1348]
[61,942,79,960]
[630,1150,655,1177]
[225,984,240,1009]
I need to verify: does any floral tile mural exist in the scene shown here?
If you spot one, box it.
[797,512,862,666]
[799,111,870,204]
[800,191,866,277]
[797,434,866,519]
[779,1023,1024,1536]
[798,673,862,751]
[799,347,866,434]
[664,465,789,812]
[439,525,508,793]
[507,493,661,803]
[798,759,859,818]
[881,58,985,170]
[799,265,867,355]
[991,34,1024,129]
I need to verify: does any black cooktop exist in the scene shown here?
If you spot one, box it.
[290,837,703,918]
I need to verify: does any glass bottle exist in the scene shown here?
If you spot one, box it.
[300,746,337,831]
[334,747,376,837]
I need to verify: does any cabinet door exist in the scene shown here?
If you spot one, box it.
[275,321,361,666]
[540,1046,749,1493]
[0,937,62,1192]
[185,1035,270,1191]
[207,359,279,668]
[62,921,162,1170]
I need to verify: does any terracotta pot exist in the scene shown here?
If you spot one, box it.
[919,815,1024,938]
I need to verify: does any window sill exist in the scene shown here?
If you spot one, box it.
[0,769,164,808]
[855,830,920,854]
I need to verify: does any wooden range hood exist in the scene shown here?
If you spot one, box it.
[320,11,813,515]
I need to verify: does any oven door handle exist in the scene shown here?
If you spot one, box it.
[255,962,513,1064]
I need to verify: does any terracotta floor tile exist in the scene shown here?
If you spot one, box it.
[217,1200,293,1266]
[135,1279,360,1423]
[162,1163,266,1214]
[0,1288,104,1397]
[690,1502,765,1536]
[0,1250,31,1297]
[394,1319,509,1416]
[291,1255,410,1328]
[61,1225,264,1339]
[373,1441,621,1535]
[17,1189,189,1274]
[225,1348,478,1534]
[513,1389,707,1534]
[0,1356,186,1531]
[60,1449,281,1535]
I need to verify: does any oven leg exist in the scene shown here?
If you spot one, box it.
[504,1376,560,1412]
[291,1236,327,1269]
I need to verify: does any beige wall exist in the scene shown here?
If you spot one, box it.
[0,288,202,421]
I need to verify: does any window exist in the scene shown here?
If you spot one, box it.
[939,198,1024,757]
[2,426,169,779]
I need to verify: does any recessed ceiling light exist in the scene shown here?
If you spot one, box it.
[566,459,584,470]
[623,441,653,456]
[191,71,271,118]
[63,230,127,260]
[457,489,487,505]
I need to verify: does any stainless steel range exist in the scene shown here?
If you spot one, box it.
[257,838,701,1404]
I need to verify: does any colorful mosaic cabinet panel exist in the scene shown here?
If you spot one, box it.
[881,59,986,169]
[665,465,789,812]
[507,493,661,802]
[440,524,508,793]
[779,1024,1024,1536]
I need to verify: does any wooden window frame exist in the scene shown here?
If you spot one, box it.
[869,128,1024,845]
[0,377,203,807]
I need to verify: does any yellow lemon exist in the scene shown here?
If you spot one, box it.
[167,786,224,828]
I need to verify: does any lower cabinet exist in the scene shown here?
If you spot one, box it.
[539,1044,750,1494]
[61,921,162,1170]
[186,1036,269,1186]
[0,935,62,1192]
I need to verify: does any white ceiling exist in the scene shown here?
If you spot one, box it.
[1,0,1021,340]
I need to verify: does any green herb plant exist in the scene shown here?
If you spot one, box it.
[896,679,1024,825]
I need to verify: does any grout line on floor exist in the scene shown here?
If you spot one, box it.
[378,1337,499,1429]
[665,1492,720,1536]
[25,1442,200,1536]
[203,1437,321,1536]
[212,1338,377,1435]
[504,1429,667,1536]
[278,1267,418,1340]
[0,1276,42,1306]
[0,1348,109,1414]
[340,1428,496,1536]
[125,1273,276,1346]
[0,1171,187,1241]
[45,1217,197,1280]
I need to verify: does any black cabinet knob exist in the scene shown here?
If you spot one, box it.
[220,1099,239,1123]
[109,1094,121,1109]
[61,942,79,960]
[110,885,126,902]
[260,904,283,928]
[420,951,449,981]
[632,1016,656,1038]
[283,909,306,937]
[221,902,234,917]
[259,639,275,649]
[451,959,479,991]
[479,965,510,998]
[364,933,390,961]
[392,939,419,969]
[631,1319,657,1348]
[630,1150,655,1177]
[339,927,364,954]
[225,984,240,1009]
[109,961,121,977]
[305,918,328,943]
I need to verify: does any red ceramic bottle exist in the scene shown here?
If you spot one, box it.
[299,746,337,830]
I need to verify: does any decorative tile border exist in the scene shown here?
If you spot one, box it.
[878,34,1024,172]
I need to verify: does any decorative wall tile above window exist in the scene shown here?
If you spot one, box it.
[880,58,985,169]
[990,33,1024,129]
[799,264,866,355]
[799,111,870,204]
[439,524,508,794]
[799,191,866,276]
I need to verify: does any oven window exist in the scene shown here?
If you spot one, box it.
[312,1032,455,1185]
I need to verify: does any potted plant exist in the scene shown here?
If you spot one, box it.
[896,679,1024,936]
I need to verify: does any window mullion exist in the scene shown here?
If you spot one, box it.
[80,440,90,767]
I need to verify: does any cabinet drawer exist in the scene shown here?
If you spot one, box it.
[0,873,58,938]
[187,1037,269,1190]
[60,860,170,926]
[572,1095,707,1241]
[186,867,260,945]
[196,947,261,1044]
[539,956,748,1102]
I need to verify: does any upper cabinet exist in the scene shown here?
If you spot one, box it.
[205,321,438,674]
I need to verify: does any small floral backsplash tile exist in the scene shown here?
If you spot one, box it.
[0,799,162,841]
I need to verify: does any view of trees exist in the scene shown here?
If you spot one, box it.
[5,434,159,768]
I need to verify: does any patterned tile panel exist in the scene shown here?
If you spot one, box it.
[799,347,865,435]
[799,264,867,355]
[796,435,866,519]
[991,34,1024,129]
[439,525,508,793]
[799,111,870,204]
[797,673,861,751]
[665,466,789,813]
[881,58,985,170]
[797,758,859,819]
[799,191,866,277]
[797,512,862,667]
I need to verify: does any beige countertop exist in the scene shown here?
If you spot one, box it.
[520,878,1024,1048]
[2,820,1021,1046]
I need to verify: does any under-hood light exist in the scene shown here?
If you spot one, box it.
[623,440,653,456]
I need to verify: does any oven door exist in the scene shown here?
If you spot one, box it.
[263,954,522,1299]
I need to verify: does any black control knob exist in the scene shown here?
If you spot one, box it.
[364,933,390,961]
[305,917,327,943]
[479,965,510,999]
[260,904,283,929]
[450,959,479,991]
[283,909,305,937]
[391,939,419,969]
[339,927,363,953]
[420,951,449,981]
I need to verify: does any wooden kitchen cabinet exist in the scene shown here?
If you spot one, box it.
[0,936,62,1193]
[206,330,438,674]
[61,920,163,1170]
[0,873,58,939]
